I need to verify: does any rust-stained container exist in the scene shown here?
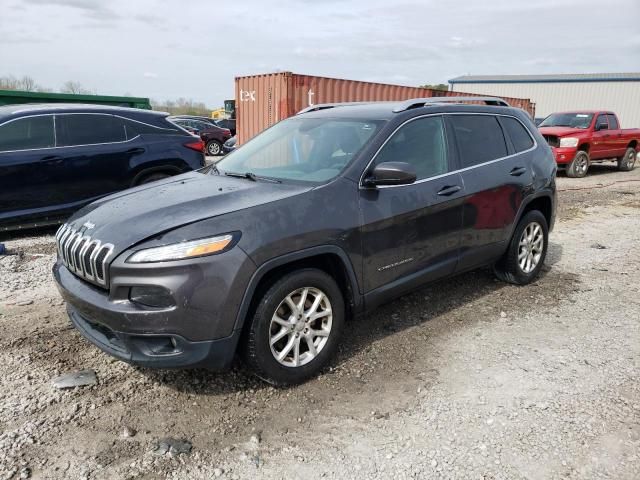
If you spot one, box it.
[235,72,535,144]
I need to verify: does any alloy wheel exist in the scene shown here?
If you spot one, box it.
[269,287,332,367]
[576,155,588,175]
[518,222,544,274]
[208,142,221,155]
[626,150,636,169]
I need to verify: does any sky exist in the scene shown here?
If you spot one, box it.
[2,0,639,108]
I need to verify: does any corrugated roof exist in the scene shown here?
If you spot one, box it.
[449,73,640,84]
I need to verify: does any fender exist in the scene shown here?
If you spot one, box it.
[232,245,363,332]
[507,187,556,240]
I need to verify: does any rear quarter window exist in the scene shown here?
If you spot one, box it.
[123,118,181,139]
[449,115,508,168]
[500,116,534,153]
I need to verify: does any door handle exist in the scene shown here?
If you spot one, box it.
[437,185,462,196]
[41,155,64,165]
[510,166,527,176]
[125,147,145,154]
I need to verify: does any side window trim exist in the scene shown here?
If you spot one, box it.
[496,116,516,156]
[359,112,538,189]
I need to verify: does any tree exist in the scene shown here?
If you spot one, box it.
[60,81,94,95]
[420,83,449,91]
[151,97,211,116]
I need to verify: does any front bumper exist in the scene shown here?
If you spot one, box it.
[550,146,578,165]
[52,245,255,369]
[68,306,239,368]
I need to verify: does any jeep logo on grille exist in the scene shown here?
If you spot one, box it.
[83,221,95,230]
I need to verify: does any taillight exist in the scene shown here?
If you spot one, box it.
[184,140,204,152]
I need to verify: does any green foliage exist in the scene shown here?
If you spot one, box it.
[420,83,449,91]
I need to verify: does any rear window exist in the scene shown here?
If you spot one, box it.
[501,116,534,153]
[606,114,619,130]
[0,115,55,151]
[56,114,126,146]
[450,115,508,168]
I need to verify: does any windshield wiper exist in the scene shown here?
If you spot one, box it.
[223,171,282,183]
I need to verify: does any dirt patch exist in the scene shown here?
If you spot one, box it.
[1,167,639,479]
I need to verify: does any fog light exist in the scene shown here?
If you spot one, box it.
[129,286,175,308]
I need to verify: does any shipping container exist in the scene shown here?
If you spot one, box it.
[235,72,535,144]
[0,89,151,109]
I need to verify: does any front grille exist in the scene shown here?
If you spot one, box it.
[55,224,115,288]
[543,135,560,148]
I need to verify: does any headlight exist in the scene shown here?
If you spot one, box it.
[559,137,579,148]
[127,234,236,263]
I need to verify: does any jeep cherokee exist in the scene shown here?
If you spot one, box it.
[53,97,557,385]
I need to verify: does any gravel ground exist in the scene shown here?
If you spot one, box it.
[1,162,639,480]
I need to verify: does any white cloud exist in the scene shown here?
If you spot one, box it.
[143,72,159,79]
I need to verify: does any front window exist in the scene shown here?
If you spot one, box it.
[217,117,382,183]
[539,113,593,129]
[0,115,55,151]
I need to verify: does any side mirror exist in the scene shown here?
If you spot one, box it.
[596,122,608,131]
[364,161,417,187]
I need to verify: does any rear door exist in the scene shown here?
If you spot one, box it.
[54,113,144,204]
[0,114,59,225]
[448,114,534,272]
[606,113,626,156]
[359,115,465,303]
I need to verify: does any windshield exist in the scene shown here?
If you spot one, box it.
[216,117,382,183]
[539,113,594,129]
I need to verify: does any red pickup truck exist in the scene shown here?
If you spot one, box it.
[538,111,640,177]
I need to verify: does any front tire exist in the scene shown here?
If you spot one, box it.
[243,269,345,386]
[206,140,222,156]
[617,147,637,171]
[566,150,589,178]
[494,210,549,285]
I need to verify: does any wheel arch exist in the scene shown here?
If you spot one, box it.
[509,191,555,240]
[131,165,182,186]
[627,140,638,150]
[577,143,590,153]
[233,246,362,335]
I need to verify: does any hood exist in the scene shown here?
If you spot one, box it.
[67,171,311,253]
[538,126,588,137]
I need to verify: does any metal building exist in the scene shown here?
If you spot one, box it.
[449,73,640,127]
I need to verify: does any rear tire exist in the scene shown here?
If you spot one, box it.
[243,269,345,386]
[138,172,171,185]
[206,140,222,156]
[494,210,549,285]
[617,147,636,171]
[566,151,589,178]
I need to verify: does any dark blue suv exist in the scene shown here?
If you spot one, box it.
[0,104,205,232]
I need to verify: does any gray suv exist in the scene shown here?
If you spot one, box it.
[53,98,556,385]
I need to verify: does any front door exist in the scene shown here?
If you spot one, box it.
[592,113,613,159]
[0,114,61,226]
[359,115,465,307]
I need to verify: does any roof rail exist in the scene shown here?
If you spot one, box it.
[392,96,510,113]
[296,101,374,115]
